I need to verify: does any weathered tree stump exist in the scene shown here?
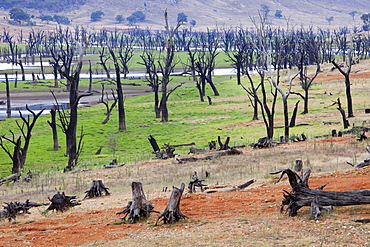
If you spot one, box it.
[331,129,337,137]
[271,169,370,219]
[156,183,188,225]
[117,182,158,223]
[46,192,80,212]
[84,180,110,199]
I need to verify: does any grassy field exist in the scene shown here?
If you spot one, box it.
[0,60,369,247]
[0,61,370,178]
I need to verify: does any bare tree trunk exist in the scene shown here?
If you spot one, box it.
[289,101,300,128]
[47,109,59,151]
[156,183,188,225]
[108,48,126,131]
[5,73,11,118]
[117,182,158,223]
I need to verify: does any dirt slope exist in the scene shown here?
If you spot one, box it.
[0,144,369,246]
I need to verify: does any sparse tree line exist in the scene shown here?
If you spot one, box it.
[0,13,368,176]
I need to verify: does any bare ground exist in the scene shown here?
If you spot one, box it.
[0,137,369,247]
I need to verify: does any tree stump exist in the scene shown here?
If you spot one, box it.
[156,183,188,225]
[117,182,158,223]
[84,180,110,199]
[46,192,80,212]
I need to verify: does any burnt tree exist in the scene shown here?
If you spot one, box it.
[158,10,182,122]
[291,34,321,114]
[46,192,80,212]
[271,169,370,219]
[0,200,49,222]
[117,182,158,223]
[98,85,117,125]
[155,183,188,225]
[98,48,111,79]
[47,108,59,151]
[331,37,355,118]
[51,36,93,170]
[139,50,161,118]
[0,106,44,174]
[108,47,126,131]
[4,73,11,118]
[84,180,110,199]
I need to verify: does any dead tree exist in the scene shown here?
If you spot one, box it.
[155,183,188,225]
[4,31,26,81]
[98,48,111,79]
[148,135,160,153]
[217,136,230,150]
[176,148,243,163]
[46,192,80,212]
[206,179,255,193]
[139,50,161,118]
[148,135,195,159]
[108,46,126,131]
[0,174,20,185]
[50,36,92,171]
[116,182,158,223]
[47,108,59,151]
[158,10,182,122]
[0,105,44,174]
[271,169,370,219]
[289,100,300,127]
[4,73,11,118]
[186,171,208,193]
[98,85,117,124]
[347,145,370,168]
[291,35,321,114]
[333,98,350,129]
[331,48,354,118]
[0,200,49,222]
[84,180,110,199]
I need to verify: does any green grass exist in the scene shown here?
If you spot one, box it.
[0,67,369,177]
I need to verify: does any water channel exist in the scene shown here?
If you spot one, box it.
[0,61,238,118]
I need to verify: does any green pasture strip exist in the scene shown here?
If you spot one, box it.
[0,74,368,177]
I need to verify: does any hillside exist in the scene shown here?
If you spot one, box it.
[0,0,370,31]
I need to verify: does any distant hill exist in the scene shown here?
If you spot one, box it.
[0,0,370,30]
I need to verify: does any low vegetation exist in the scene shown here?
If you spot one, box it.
[0,61,370,178]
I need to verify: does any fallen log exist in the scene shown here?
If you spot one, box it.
[347,145,370,168]
[103,163,125,169]
[353,219,370,223]
[0,173,20,185]
[206,179,255,193]
[347,159,370,169]
[117,182,159,223]
[176,148,243,163]
[84,180,110,199]
[271,169,370,219]
[189,147,210,154]
[155,183,188,225]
